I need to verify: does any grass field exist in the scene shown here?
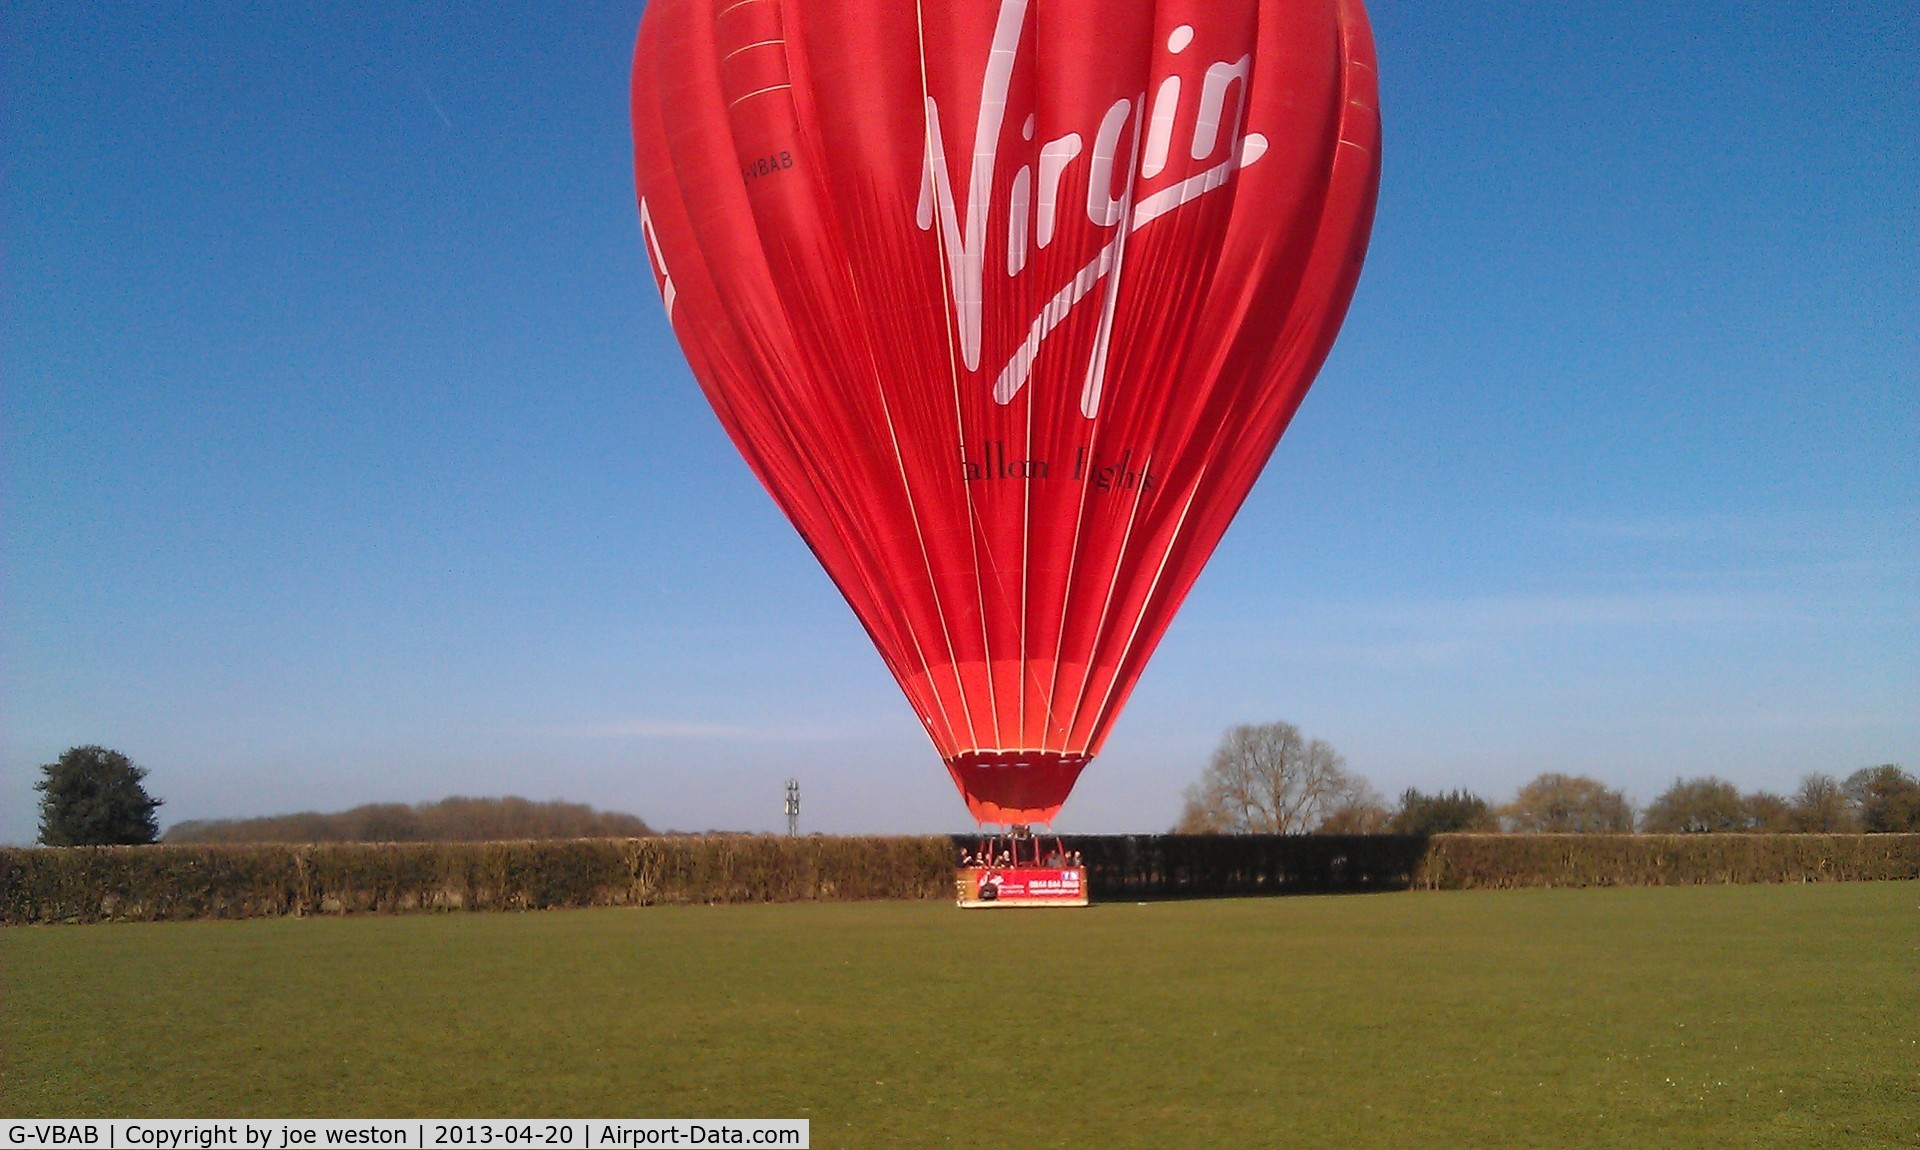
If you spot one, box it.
[4,884,1915,1148]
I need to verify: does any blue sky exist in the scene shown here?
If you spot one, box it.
[4,1,1914,843]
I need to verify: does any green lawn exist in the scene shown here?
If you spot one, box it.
[3,884,1916,1147]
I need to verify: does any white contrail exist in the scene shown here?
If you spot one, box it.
[416,75,453,128]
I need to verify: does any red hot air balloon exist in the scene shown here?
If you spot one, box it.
[631,0,1379,827]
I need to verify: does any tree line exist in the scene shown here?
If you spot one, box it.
[1175,722,1920,835]
[30,738,1920,847]
[32,745,653,845]
[165,795,655,844]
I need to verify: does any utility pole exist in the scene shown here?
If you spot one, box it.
[784,778,800,837]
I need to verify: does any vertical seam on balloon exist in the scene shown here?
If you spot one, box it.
[869,382,965,754]
[1089,0,1355,749]
[915,0,986,754]
[1019,365,1032,750]
[1042,0,1169,756]
[971,0,1035,758]
[748,0,957,758]
[1082,465,1205,748]
[767,5,938,752]
[1034,101,1137,757]
[769,0,958,757]
[1054,81,1150,756]
[1060,0,1165,755]
[1074,0,1249,753]
[1039,453,1093,755]
[1041,408,1109,748]
[844,0,964,756]
[1015,9,1036,758]
[1059,426,1160,753]
[1036,177,1124,745]
[928,1,1018,754]
[947,3,1026,755]
[672,0,916,756]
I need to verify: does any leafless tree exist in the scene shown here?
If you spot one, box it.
[1500,773,1634,833]
[1176,722,1370,834]
[1641,777,1745,833]
[1788,773,1855,832]
[1742,790,1792,832]
[1316,779,1391,834]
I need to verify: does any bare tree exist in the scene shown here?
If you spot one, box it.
[1176,722,1368,834]
[1317,776,1391,835]
[1641,777,1746,833]
[1500,773,1634,833]
[1788,773,1855,832]
[1742,790,1792,832]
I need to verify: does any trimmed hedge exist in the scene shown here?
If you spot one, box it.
[1046,834,1920,897]
[1047,834,1429,899]
[0,836,956,925]
[4,833,1915,924]
[1413,833,1920,889]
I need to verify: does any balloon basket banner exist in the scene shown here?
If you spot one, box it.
[955,866,1088,908]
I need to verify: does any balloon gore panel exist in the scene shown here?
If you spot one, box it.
[631,0,1381,825]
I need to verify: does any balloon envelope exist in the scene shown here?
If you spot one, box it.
[631,0,1380,825]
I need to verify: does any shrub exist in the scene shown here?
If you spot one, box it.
[1844,766,1920,832]
[1742,791,1792,833]
[35,746,163,846]
[1500,774,1633,833]
[1641,777,1745,833]
[1387,789,1497,835]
